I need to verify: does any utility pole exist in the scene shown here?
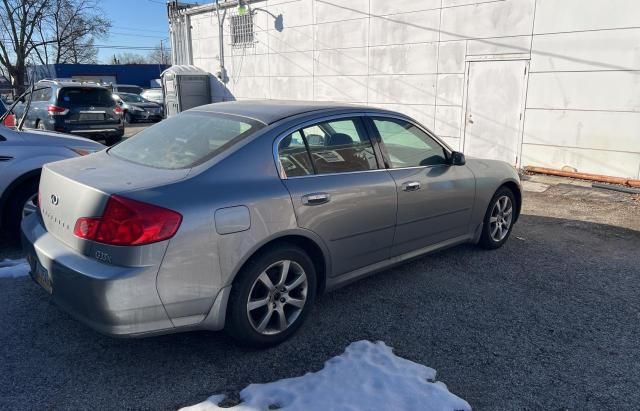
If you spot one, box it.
[160,40,166,65]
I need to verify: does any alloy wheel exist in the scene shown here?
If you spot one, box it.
[21,193,38,219]
[489,195,513,242]
[246,260,308,335]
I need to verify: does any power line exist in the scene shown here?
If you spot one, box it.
[111,25,168,34]
[109,31,168,39]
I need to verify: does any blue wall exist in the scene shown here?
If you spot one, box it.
[32,64,171,88]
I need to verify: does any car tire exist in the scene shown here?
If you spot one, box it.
[37,121,45,130]
[478,186,516,250]
[3,178,39,242]
[226,243,317,348]
[124,112,132,124]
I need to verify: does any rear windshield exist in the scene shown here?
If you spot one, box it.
[109,111,262,169]
[58,87,115,107]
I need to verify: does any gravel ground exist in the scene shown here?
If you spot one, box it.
[1,181,639,410]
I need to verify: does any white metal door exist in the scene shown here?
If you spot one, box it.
[463,60,528,165]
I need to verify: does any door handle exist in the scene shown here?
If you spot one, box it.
[402,181,421,192]
[302,193,330,206]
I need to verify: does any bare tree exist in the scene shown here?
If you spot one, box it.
[32,0,109,65]
[112,52,148,65]
[0,0,109,95]
[0,0,49,94]
[147,42,171,65]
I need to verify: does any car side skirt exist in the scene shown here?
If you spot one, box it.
[325,233,474,292]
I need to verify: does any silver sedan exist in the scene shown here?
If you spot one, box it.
[22,101,521,347]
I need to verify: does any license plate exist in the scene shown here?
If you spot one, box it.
[79,113,104,121]
[27,253,52,294]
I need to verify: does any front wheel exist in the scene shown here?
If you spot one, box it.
[478,187,516,249]
[226,243,317,347]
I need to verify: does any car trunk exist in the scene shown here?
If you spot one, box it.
[39,151,190,253]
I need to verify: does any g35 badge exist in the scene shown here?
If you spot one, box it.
[95,250,112,264]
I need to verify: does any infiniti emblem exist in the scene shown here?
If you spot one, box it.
[50,194,59,206]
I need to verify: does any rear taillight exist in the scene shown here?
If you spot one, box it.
[47,105,69,116]
[73,195,182,246]
[3,114,15,128]
[113,106,123,115]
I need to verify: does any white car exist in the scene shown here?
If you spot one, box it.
[0,117,103,240]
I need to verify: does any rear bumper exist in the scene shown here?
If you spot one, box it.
[47,118,124,139]
[21,213,176,337]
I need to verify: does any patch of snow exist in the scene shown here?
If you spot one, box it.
[0,259,30,278]
[182,340,470,411]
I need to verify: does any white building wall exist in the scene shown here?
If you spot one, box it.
[173,0,640,179]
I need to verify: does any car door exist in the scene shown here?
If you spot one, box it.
[367,116,476,257]
[277,116,397,277]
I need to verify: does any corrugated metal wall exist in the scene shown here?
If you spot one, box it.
[171,0,640,178]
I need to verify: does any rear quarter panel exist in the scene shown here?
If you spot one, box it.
[142,129,301,325]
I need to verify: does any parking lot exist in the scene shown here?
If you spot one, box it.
[123,122,152,139]
[1,178,639,410]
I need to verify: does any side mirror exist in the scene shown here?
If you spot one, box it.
[450,151,466,166]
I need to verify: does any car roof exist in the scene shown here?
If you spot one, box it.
[191,100,392,125]
[37,80,107,89]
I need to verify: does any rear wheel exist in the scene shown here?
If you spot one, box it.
[226,243,317,347]
[124,112,133,124]
[478,187,516,249]
[37,121,45,130]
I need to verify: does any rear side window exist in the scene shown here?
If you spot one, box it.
[278,131,314,177]
[277,118,379,177]
[110,112,262,169]
[58,87,115,107]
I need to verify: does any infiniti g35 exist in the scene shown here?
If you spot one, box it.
[22,101,522,347]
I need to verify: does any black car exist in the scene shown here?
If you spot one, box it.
[14,80,125,145]
[113,92,164,123]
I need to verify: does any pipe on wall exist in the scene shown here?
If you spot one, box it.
[525,166,640,188]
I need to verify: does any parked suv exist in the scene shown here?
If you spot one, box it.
[14,80,125,145]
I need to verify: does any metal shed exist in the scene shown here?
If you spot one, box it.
[161,65,212,118]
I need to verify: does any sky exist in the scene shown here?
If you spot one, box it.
[96,0,180,63]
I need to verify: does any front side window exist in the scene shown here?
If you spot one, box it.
[110,112,261,169]
[373,118,448,168]
[277,118,378,177]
